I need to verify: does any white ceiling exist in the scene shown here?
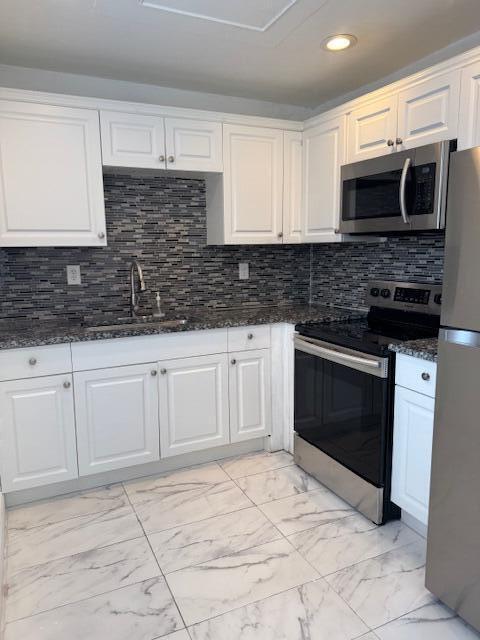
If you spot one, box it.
[1,0,480,108]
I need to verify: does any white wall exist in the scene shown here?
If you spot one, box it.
[311,29,480,117]
[0,63,311,121]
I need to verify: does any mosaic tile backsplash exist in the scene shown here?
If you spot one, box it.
[0,171,445,321]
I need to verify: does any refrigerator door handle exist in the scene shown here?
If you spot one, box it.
[440,327,480,348]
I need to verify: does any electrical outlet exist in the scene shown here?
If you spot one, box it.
[66,265,82,285]
[238,262,249,280]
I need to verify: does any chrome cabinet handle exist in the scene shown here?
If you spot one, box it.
[421,372,431,381]
[387,139,395,146]
[151,369,157,376]
[63,381,71,389]
[159,155,165,162]
[167,156,175,163]
[160,368,167,375]
[396,137,403,145]
[231,359,237,365]
[98,231,105,239]
[399,157,412,224]
[28,357,37,366]
[247,333,254,340]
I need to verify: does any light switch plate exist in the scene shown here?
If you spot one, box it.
[238,262,249,280]
[66,265,82,285]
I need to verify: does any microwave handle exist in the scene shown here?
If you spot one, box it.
[399,157,412,224]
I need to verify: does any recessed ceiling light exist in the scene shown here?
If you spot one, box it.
[323,34,357,51]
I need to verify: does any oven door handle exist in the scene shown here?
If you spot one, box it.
[294,336,388,378]
[399,156,412,224]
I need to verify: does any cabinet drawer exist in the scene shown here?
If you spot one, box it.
[0,344,72,382]
[395,353,437,397]
[71,329,228,371]
[227,325,270,351]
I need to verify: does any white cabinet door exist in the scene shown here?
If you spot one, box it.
[158,354,229,457]
[283,131,303,243]
[74,364,159,475]
[164,118,222,172]
[347,95,397,163]
[222,124,284,244]
[0,374,77,492]
[100,111,166,169]
[229,349,271,443]
[458,60,480,150]
[0,101,106,247]
[392,385,435,526]
[397,71,460,150]
[303,116,345,242]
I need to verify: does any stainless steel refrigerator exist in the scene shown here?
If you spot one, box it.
[426,146,480,632]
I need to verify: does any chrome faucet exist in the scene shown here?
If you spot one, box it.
[130,260,146,317]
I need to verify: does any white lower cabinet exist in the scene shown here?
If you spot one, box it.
[229,349,271,443]
[74,364,160,475]
[158,354,230,457]
[391,385,435,526]
[0,374,78,492]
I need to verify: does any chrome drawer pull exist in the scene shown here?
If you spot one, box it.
[421,372,431,381]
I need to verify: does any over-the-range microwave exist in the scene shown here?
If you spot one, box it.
[339,140,455,235]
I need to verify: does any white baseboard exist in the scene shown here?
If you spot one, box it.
[401,510,428,538]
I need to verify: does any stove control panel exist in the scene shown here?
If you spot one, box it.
[366,280,443,315]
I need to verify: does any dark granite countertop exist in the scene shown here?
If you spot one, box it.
[389,338,438,363]
[0,304,366,350]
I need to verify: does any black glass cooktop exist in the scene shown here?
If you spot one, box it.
[296,309,439,357]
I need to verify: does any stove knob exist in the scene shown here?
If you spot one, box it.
[434,293,442,305]
[370,287,379,297]
[381,288,391,298]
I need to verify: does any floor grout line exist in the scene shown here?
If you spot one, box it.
[122,481,189,633]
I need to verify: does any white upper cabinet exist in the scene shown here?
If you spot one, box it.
[458,60,480,150]
[100,111,166,168]
[303,116,345,242]
[397,71,460,150]
[229,349,271,443]
[0,101,106,247]
[0,374,78,492]
[164,118,222,172]
[158,354,230,457]
[209,124,284,244]
[74,364,160,475]
[283,131,303,243]
[347,95,397,163]
[100,111,222,172]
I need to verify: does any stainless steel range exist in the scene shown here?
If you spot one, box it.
[294,280,441,524]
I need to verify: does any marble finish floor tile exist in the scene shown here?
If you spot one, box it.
[189,579,368,640]
[164,632,191,640]
[326,541,435,628]
[6,537,160,622]
[236,465,321,505]
[166,537,319,626]
[4,577,184,640]
[288,514,421,576]
[7,505,142,574]
[259,487,354,535]
[219,451,294,479]
[125,463,252,534]
[375,602,480,639]
[7,484,127,532]
[149,506,281,574]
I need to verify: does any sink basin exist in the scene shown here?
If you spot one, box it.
[85,318,188,333]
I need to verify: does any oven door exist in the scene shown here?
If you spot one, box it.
[294,335,390,486]
[339,141,450,234]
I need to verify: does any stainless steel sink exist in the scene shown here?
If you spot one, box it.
[85,318,188,333]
